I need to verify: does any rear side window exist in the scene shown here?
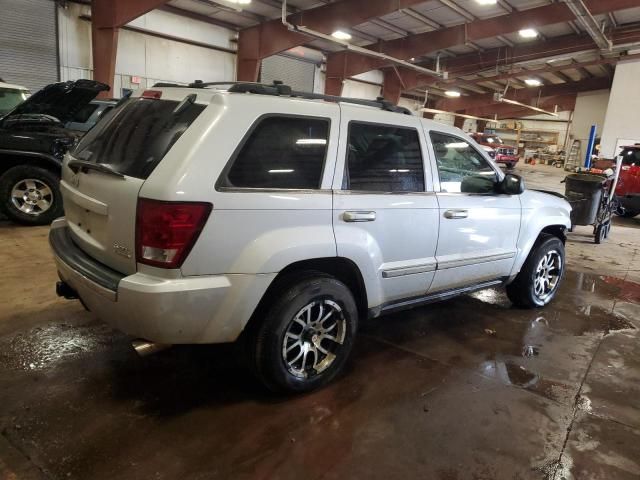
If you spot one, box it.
[345,122,424,192]
[220,116,329,189]
[73,98,205,179]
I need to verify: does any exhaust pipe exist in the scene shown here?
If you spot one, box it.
[132,339,171,357]
[56,281,78,299]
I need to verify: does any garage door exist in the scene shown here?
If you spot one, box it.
[261,55,315,92]
[0,0,58,92]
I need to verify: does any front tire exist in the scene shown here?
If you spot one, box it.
[0,166,63,226]
[248,272,358,393]
[506,235,565,308]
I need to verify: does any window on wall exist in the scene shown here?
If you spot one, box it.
[222,116,329,189]
[430,132,498,194]
[345,122,424,192]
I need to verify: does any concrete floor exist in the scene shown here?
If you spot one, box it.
[1,164,639,480]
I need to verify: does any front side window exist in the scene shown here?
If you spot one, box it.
[430,132,498,194]
[221,116,329,189]
[345,122,424,192]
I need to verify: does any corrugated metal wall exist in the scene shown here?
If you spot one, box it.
[0,0,58,91]
[261,55,315,92]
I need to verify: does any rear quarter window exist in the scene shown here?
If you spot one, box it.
[72,97,205,179]
[218,115,330,190]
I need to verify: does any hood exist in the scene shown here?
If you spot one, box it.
[1,79,109,125]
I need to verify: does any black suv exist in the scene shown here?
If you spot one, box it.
[0,80,108,225]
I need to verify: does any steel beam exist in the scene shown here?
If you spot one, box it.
[236,0,426,81]
[324,0,640,90]
[437,76,610,112]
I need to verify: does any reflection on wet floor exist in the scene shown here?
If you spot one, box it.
[1,269,639,480]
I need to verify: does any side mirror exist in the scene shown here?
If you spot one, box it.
[500,173,525,195]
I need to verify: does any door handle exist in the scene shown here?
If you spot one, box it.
[444,209,468,219]
[343,211,376,222]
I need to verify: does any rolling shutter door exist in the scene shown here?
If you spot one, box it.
[261,55,315,92]
[0,0,58,91]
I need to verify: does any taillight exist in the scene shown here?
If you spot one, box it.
[136,199,212,269]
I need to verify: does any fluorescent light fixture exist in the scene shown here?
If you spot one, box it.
[389,169,410,173]
[476,0,497,4]
[519,28,538,39]
[524,78,542,87]
[445,90,461,98]
[268,169,294,173]
[227,0,251,3]
[331,30,352,40]
[296,138,327,145]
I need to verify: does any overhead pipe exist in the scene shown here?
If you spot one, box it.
[280,0,446,79]
[561,0,612,51]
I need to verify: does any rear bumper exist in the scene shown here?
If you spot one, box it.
[50,218,275,344]
[495,155,519,164]
[617,194,640,211]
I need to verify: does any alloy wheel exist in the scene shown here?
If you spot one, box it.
[282,299,346,379]
[11,178,53,216]
[534,250,562,301]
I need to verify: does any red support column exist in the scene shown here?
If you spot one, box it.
[92,26,118,97]
[453,114,465,129]
[476,120,487,132]
[236,27,261,82]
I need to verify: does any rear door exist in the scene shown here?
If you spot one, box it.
[426,130,520,292]
[332,106,439,307]
[60,93,206,274]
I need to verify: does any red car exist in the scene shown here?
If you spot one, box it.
[470,133,519,168]
[615,144,640,218]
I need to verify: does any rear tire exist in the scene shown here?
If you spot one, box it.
[0,166,63,226]
[506,234,565,309]
[247,272,358,393]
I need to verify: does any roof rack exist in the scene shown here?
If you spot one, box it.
[155,80,412,115]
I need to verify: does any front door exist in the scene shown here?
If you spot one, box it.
[427,130,521,292]
[332,106,440,309]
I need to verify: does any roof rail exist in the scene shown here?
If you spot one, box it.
[160,80,412,115]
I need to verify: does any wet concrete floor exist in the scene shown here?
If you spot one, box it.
[1,219,640,480]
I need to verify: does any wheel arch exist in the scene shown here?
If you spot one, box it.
[0,151,61,177]
[245,257,369,334]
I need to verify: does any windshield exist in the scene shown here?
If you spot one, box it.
[72,97,205,179]
[0,88,30,116]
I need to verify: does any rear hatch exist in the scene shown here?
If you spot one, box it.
[60,92,206,274]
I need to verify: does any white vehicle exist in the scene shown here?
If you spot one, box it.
[50,82,572,392]
[0,80,30,117]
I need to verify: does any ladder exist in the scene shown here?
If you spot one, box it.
[564,140,581,172]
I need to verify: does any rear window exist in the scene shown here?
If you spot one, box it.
[72,97,205,179]
[219,116,329,190]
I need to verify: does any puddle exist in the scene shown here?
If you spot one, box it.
[0,322,114,371]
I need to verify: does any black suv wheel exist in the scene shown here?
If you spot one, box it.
[0,165,63,226]
[248,272,358,393]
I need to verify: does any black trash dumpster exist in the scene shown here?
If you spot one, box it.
[564,173,606,225]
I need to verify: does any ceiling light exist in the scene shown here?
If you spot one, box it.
[227,0,251,3]
[476,0,497,4]
[524,78,542,86]
[331,30,352,41]
[519,28,538,39]
[445,90,461,98]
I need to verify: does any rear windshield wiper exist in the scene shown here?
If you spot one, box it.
[67,159,125,179]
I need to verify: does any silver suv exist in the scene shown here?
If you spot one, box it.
[50,82,572,392]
